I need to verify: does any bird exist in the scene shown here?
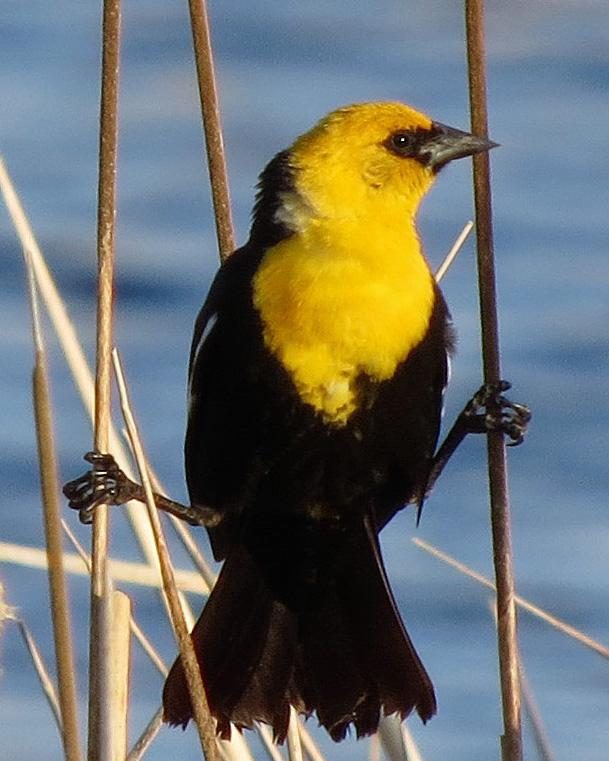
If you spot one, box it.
[160,101,498,742]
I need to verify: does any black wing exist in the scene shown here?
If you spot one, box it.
[185,245,272,560]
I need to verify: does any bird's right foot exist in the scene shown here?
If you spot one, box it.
[63,451,140,524]
[63,450,223,528]
[461,380,531,446]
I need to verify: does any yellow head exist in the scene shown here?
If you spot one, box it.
[283,101,495,222]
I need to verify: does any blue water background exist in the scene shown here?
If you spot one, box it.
[1,1,608,759]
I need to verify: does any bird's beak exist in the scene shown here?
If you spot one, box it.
[417,122,498,171]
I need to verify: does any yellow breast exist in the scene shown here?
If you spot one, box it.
[252,217,435,425]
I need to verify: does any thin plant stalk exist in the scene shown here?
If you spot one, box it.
[59,521,170,678]
[112,349,218,761]
[256,726,286,761]
[0,537,209,596]
[297,725,327,761]
[60,520,172,761]
[187,0,235,259]
[378,714,424,761]
[434,221,474,282]
[465,2,522,758]
[143,457,217,590]
[286,708,304,761]
[110,591,131,761]
[488,601,557,761]
[402,726,424,761]
[413,537,609,659]
[89,0,122,758]
[17,618,63,730]
[26,259,82,761]
[126,708,164,761]
[519,665,556,761]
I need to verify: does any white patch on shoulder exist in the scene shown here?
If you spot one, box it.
[188,313,218,412]
[273,190,315,233]
[193,313,218,366]
[441,353,451,419]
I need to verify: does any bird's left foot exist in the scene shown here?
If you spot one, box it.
[461,380,531,446]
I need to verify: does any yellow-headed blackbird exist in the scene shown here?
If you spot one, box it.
[165,101,492,740]
[65,102,529,742]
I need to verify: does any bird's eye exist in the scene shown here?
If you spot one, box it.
[387,131,417,156]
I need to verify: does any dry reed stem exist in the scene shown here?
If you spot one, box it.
[0,581,14,637]
[519,664,556,761]
[127,705,257,761]
[465,2,522,758]
[187,0,235,258]
[26,258,82,761]
[378,714,424,761]
[126,708,164,761]
[60,518,173,679]
[0,540,209,595]
[434,221,474,282]
[16,617,63,733]
[110,591,132,761]
[413,538,609,659]
[296,725,326,761]
[143,459,217,590]
[89,1,122,757]
[127,711,163,761]
[402,726,425,761]
[286,708,304,761]
[488,601,556,761]
[112,349,219,761]
[257,726,286,761]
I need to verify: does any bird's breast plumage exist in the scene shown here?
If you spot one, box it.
[252,217,435,424]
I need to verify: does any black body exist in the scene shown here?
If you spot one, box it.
[162,156,453,741]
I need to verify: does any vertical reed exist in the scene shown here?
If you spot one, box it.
[29,268,83,761]
[464,6,523,758]
[89,0,122,758]
[187,0,235,259]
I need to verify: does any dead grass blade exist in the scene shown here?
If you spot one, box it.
[434,221,474,283]
[414,538,609,659]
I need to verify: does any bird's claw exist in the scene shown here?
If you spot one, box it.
[63,451,136,524]
[464,381,531,446]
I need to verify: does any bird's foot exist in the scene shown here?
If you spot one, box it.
[63,451,139,524]
[462,380,531,446]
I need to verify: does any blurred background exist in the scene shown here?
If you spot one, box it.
[1,1,608,759]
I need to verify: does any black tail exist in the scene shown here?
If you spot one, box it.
[162,515,436,741]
